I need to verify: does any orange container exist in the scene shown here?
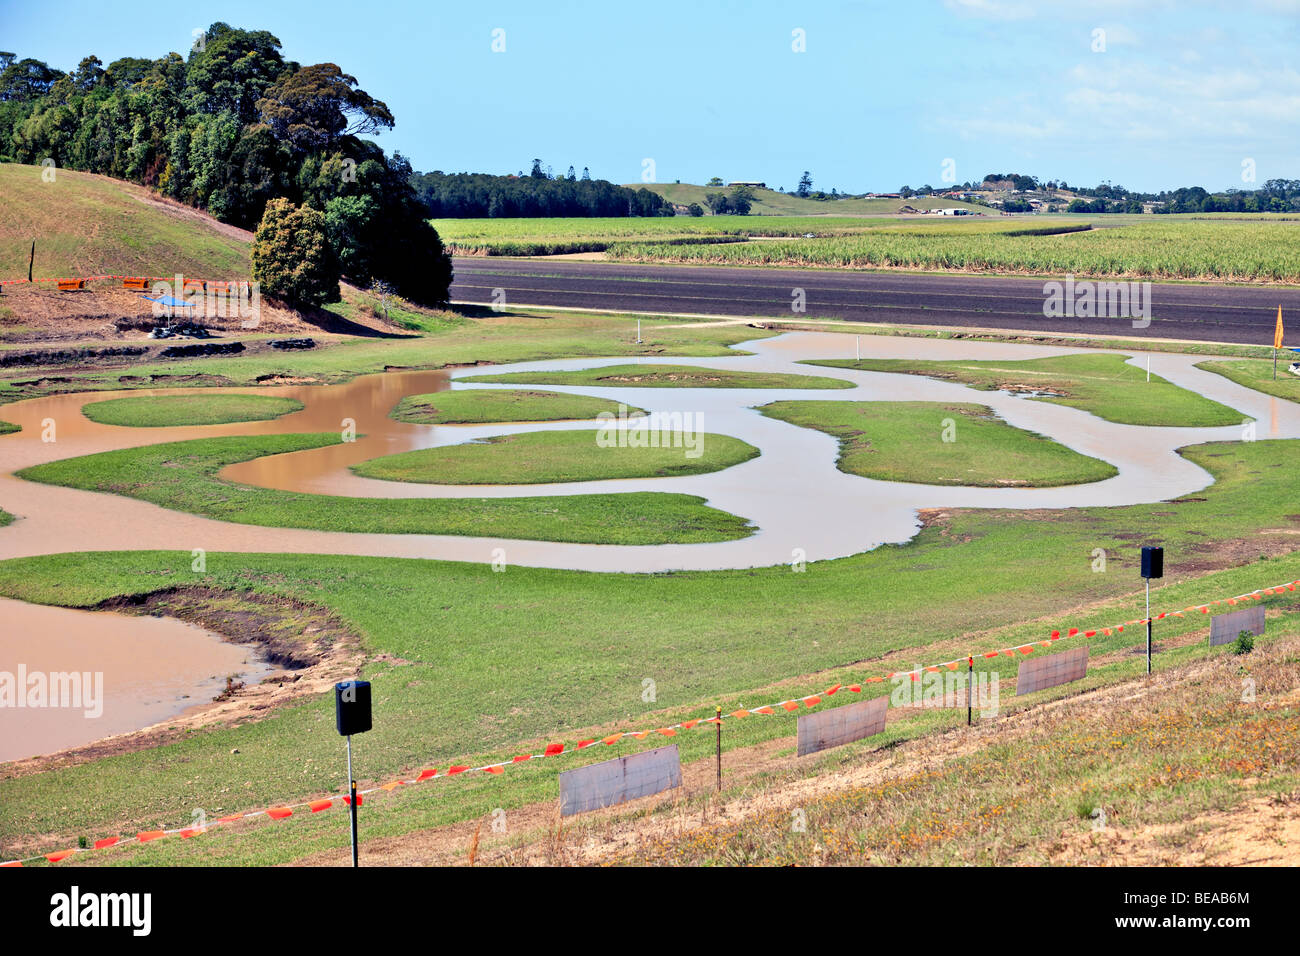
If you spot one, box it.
[56,279,86,291]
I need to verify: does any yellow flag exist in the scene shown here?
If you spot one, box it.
[1276,306,1285,349]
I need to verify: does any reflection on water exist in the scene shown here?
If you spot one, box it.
[223,370,455,492]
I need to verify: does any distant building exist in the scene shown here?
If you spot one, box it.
[727,181,766,188]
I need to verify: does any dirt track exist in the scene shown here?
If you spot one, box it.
[450,258,1300,346]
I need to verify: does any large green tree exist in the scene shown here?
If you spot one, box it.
[256,63,393,154]
[184,23,288,125]
[0,56,61,101]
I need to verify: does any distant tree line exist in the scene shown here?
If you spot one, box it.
[0,24,451,304]
[1066,197,1146,214]
[980,171,1300,214]
[410,160,673,217]
[1146,182,1300,214]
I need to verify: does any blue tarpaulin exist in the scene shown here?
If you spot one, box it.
[142,295,195,307]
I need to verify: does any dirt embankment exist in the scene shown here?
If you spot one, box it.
[0,283,405,346]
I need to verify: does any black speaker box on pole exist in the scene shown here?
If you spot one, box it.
[335,680,372,736]
[1141,546,1163,580]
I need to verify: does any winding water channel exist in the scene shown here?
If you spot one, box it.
[2,330,1297,757]
[1,331,1295,574]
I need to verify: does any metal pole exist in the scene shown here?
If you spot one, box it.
[1145,580,1152,675]
[715,706,722,792]
[636,319,641,344]
[347,734,359,867]
[967,655,974,726]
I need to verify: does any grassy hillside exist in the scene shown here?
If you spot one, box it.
[606,628,1300,866]
[0,163,251,280]
[628,182,987,216]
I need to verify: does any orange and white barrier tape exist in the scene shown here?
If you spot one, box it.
[0,274,245,288]
[5,576,1296,867]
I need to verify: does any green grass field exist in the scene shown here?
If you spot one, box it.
[352,430,759,485]
[758,400,1118,487]
[15,433,753,544]
[606,218,1300,282]
[460,363,853,390]
[1,438,1298,864]
[434,214,1080,256]
[390,389,644,424]
[81,393,304,427]
[762,317,1278,360]
[808,353,1244,427]
[437,211,1300,283]
[1197,357,1300,403]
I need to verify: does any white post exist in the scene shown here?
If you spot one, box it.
[346,734,358,867]
[1145,580,1152,675]
[637,319,641,344]
[856,336,860,361]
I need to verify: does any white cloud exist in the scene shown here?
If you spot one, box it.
[937,54,1300,156]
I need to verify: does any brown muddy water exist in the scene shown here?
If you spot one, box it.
[4,333,1293,575]
[0,597,271,761]
[0,331,1297,755]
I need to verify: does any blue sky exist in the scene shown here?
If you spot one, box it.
[5,0,1299,193]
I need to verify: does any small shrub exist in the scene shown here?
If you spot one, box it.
[1232,630,1255,655]
[251,198,341,307]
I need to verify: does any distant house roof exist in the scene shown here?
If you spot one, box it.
[727,181,765,188]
